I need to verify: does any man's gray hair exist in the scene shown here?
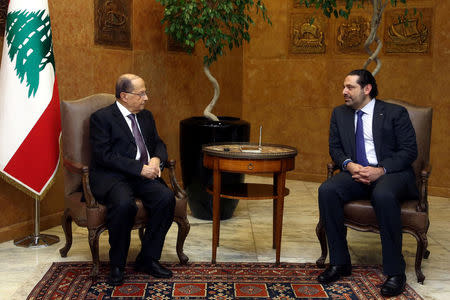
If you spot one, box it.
[115,74,140,99]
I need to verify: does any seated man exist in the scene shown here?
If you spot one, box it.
[317,69,418,297]
[89,73,175,286]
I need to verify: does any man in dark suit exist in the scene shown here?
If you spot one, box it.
[317,69,418,297]
[89,74,175,286]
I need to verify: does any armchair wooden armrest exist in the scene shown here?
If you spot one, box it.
[325,158,431,213]
[63,157,87,175]
[63,157,98,208]
[166,159,187,201]
[81,170,98,208]
[417,164,431,212]
[327,161,339,179]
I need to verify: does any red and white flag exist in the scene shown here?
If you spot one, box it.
[0,0,61,199]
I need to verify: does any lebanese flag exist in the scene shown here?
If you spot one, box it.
[0,0,61,199]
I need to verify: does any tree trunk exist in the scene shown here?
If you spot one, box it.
[363,0,388,76]
[203,64,220,121]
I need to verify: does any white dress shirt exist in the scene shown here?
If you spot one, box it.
[355,98,378,165]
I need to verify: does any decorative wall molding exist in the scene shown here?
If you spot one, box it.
[384,8,432,54]
[336,16,370,53]
[94,0,132,49]
[289,14,327,54]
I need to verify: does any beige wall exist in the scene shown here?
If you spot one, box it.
[0,0,242,242]
[0,0,448,242]
[242,0,449,196]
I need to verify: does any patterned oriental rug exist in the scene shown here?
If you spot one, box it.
[28,262,423,299]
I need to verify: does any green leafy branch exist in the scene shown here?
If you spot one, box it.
[157,0,271,66]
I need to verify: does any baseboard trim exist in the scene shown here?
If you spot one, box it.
[286,171,326,183]
[428,186,450,198]
[0,211,63,243]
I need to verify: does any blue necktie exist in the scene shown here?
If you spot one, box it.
[128,114,149,165]
[355,110,369,166]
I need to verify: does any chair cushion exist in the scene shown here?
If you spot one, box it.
[66,192,149,230]
[344,199,428,231]
[85,199,149,229]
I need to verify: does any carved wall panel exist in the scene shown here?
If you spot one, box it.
[384,8,432,54]
[94,0,132,49]
[289,14,327,54]
[336,16,370,53]
[0,0,7,37]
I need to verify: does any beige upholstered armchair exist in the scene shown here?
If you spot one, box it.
[316,99,432,283]
[59,93,190,278]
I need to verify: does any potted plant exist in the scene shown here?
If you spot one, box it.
[156,0,271,219]
[299,0,411,75]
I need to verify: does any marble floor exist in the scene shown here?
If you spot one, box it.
[1,176,449,299]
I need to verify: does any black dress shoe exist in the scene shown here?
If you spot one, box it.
[136,259,173,278]
[108,266,124,286]
[317,264,352,284]
[380,274,406,297]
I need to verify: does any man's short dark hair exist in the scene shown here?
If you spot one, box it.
[348,69,378,99]
[115,76,135,99]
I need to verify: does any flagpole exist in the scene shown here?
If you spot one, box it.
[13,195,59,248]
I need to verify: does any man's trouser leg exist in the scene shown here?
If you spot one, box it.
[105,181,138,269]
[134,178,175,261]
[318,171,368,265]
[370,170,417,275]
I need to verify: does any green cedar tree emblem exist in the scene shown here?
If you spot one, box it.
[5,10,55,98]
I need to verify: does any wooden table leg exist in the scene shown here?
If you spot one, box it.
[212,160,221,264]
[272,174,277,249]
[274,169,287,265]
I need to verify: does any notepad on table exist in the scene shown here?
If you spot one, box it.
[240,146,262,153]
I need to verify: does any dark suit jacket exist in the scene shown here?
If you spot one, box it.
[329,99,417,174]
[89,102,168,200]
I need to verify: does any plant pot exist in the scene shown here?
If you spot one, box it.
[180,116,250,220]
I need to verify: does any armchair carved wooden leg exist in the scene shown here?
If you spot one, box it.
[316,217,327,267]
[174,215,190,264]
[59,209,73,257]
[414,231,428,284]
[423,221,431,259]
[167,160,190,264]
[89,227,105,279]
